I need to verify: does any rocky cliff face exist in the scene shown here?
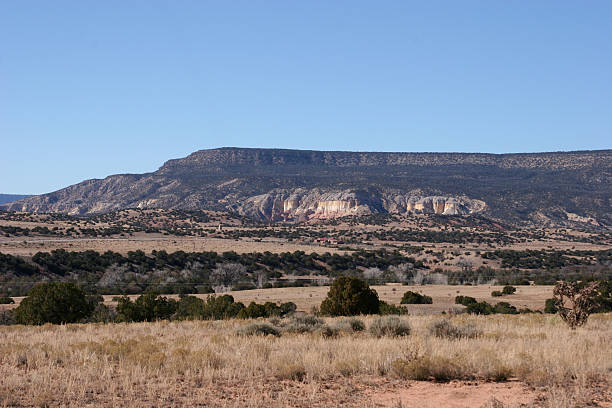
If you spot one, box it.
[2,147,610,227]
[234,188,485,221]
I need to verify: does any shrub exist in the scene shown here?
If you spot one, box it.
[115,293,177,322]
[238,302,268,319]
[320,277,380,316]
[275,361,306,380]
[400,291,433,304]
[502,285,517,295]
[392,356,467,382]
[379,301,409,315]
[593,280,612,313]
[0,296,14,304]
[455,295,477,306]
[493,302,518,314]
[392,358,430,380]
[369,316,411,337]
[491,291,503,297]
[428,319,481,339]
[334,317,366,332]
[318,324,339,338]
[282,315,323,333]
[465,301,493,315]
[14,282,96,325]
[87,303,116,323]
[201,294,245,320]
[174,295,206,320]
[236,322,280,337]
[0,310,15,325]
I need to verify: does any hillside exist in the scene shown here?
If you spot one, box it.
[2,148,611,227]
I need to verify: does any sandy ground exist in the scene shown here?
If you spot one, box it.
[370,379,538,408]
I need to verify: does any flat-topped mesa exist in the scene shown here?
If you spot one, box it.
[157,147,612,173]
[2,148,608,227]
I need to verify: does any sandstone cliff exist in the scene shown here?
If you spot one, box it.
[234,189,486,221]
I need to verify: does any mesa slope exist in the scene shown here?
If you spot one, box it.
[2,148,611,227]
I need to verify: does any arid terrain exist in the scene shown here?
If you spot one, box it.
[1,206,610,407]
[1,314,610,407]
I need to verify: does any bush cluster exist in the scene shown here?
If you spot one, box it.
[9,282,297,325]
[492,285,517,297]
[400,291,433,304]
[116,293,297,323]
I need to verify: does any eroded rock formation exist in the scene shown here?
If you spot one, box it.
[234,189,485,221]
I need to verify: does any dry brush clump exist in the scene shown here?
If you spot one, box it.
[428,318,481,340]
[0,313,609,407]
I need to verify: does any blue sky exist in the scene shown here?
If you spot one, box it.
[1,1,610,194]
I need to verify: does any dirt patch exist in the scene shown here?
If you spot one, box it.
[369,380,538,408]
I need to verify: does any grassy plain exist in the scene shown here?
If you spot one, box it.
[3,285,554,314]
[0,314,610,407]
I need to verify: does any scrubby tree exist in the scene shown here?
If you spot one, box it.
[388,263,413,283]
[115,293,177,322]
[320,277,380,316]
[210,263,245,293]
[14,282,96,325]
[553,281,601,329]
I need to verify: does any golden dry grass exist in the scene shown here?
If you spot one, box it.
[0,314,610,407]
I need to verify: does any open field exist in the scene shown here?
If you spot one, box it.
[222,284,554,313]
[0,314,610,407]
[0,236,347,257]
[2,285,555,314]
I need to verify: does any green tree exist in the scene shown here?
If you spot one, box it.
[115,293,177,322]
[544,298,558,314]
[175,295,205,320]
[320,277,380,316]
[14,282,95,325]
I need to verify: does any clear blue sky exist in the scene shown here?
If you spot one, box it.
[1,1,610,194]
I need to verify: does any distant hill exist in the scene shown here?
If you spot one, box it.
[0,194,31,205]
[2,147,610,227]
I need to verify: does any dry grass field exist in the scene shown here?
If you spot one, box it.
[220,284,554,314]
[0,235,346,257]
[3,285,554,314]
[0,314,610,407]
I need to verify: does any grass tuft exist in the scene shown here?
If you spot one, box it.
[369,316,411,337]
[236,322,280,337]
